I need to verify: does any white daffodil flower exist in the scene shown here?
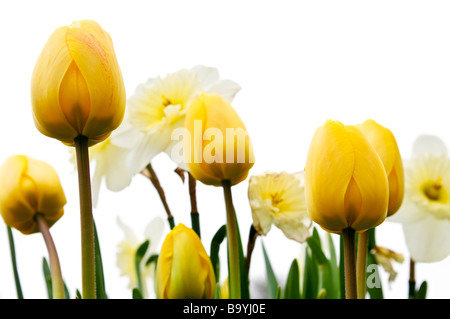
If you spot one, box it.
[116,216,165,298]
[388,135,450,263]
[248,171,312,243]
[112,65,241,176]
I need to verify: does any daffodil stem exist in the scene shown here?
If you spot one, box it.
[356,230,369,299]
[6,226,23,299]
[75,135,96,299]
[409,258,416,298]
[222,180,241,299]
[35,213,64,299]
[146,163,175,229]
[342,227,357,299]
[188,172,201,238]
[245,225,259,276]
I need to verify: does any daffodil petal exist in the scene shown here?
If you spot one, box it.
[412,135,448,157]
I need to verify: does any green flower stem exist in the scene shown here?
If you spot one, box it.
[188,172,201,238]
[222,180,241,299]
[35,213,64,299]
[356,229,369,299]
[75,135,96,299]
[245,225,259,276]
[145,163,175,229]
[7,226,23,299]
[342,227,357,299]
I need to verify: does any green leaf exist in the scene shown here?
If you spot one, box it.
[42,257,52,299]
[135,240,150,295]
[76,289,82,299]
[283,259,301,299]
[302,248,319,299]
[235,217,250,299]
[214,283,221,299]
[261,241,279,299]
[210,225,227,283]
[415,281,427,299]
[275,286,282,299]
[132,288,144,299]
[366,253,383,299]
[94,221,108,299]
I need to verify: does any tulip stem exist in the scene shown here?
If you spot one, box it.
[409,258,416,298]
[356,230,369,299]
[222,180,241,299]
[245,224,259,276]
[35,213,65,299]
[342,227,357,299]
[6,226,24,299]
[74,135,96,299]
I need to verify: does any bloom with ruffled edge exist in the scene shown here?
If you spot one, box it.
[112,65,241,176]
[248,171,311,243]
[389,135,450,263]
[116,216,165,298]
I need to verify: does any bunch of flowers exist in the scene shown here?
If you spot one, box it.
[1,19,449,300]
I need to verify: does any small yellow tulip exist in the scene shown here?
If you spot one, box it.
[31,20,126,147]
[184,93,255,186]
[356,119,404,216]
[305,120,389,233]
[0,155,66,234]
[156,223,216,299]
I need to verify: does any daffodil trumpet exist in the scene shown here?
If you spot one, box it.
[35,213,65,299]
[74,135,96,299]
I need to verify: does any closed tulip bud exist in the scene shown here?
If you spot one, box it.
[156,223,216,299]
[356,120,404,216]
[0,155,66,234]
[184,93,255,186]
[305,120,389,233]
[31,20,126,147]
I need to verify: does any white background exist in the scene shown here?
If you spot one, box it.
[1,0,450,299]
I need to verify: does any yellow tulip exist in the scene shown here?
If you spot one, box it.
[0,155,66,234]
[305,120,389,233]
[356,119,404,216]
[184,93,255,186]
[156,223,216,299]
[31,20,126,147]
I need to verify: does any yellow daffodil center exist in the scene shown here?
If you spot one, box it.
[270,191,285,208]
[422,178,447,203]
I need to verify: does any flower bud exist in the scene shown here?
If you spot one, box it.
[31,20,126,147]
[305,120,389,233]
[184,93,255,186]
[156,223,216,299]
[0,155,66,234]
[356,119,404,216]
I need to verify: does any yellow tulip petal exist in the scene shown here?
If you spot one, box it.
[305,120,354,232]
[65,20,126,141]
[31,26,78,144]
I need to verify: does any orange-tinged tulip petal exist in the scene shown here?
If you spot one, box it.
[156,224,215,299]
[184,93,254,186]
[305,120,389,233]
[0,155,66,234]
[31,20,125,147]
[356,119,404,216]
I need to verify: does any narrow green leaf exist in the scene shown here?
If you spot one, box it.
[132,288,144,299]
[275,286,282,299]
[327,233,341,298]
[214,283,221,299]
[416,281,427,299]
[42,257,52,299]
[284,259,301,299]
[64,283,70,299]
[94,221,108,299]
[302,248,319,299]
[235,217,250,299]
[135,240,150,296]
[261,241,279,299]
[210,225,227,283]
[366,253,383,299]
[7,226,23,299]
[76,289,82,299]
